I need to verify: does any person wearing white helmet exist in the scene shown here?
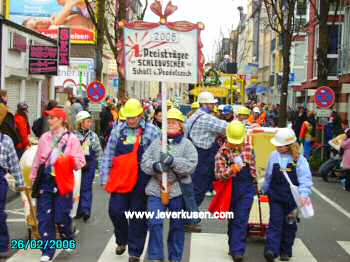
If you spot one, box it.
[262,128,313,262]
[74,111,103,222]
[185,91,228,231]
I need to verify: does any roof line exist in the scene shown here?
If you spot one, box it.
[0,17,57,45]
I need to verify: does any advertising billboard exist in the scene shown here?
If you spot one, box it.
[7,0,96,44]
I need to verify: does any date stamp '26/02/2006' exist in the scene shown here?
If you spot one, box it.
[11,240,77,250]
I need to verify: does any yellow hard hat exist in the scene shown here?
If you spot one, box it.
[167,100,173,107]
[123,98,143,118]
[238,106,251,116]
[167,108,185,122]
[191,102,200,109]
[119,106,126,121]
[226,120,246,145]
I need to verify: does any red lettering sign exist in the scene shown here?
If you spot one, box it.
[58,27,70,66]
[29,59,58,75]
[30,46,58,60]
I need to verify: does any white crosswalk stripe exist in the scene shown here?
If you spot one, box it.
[291,239,317,262]
[190,233,317,262]
[190,233,232,262]
[337,241,350,256]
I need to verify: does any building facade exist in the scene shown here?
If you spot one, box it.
[0,18,56,123]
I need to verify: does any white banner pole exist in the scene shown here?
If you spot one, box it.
[161,82,168,192]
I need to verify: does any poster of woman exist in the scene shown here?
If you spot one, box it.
[7,0,96,44]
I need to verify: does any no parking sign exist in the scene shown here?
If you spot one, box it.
[87,81,106,103]
[314,86,335,109]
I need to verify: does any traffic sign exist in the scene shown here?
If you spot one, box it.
[314,86,335,109]
[316,108,332,118]
[87,81,106,103]
[88,103,102,112]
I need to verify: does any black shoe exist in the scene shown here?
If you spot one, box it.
[232,255,244,262]
[264,251,275,262]
[322,175,329,182]
[115,245,126,255]
[279,254,290,261]
[83,214,90,222]
[128,256,140,262]
[74,214,83,219]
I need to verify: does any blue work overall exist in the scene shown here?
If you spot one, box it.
[147,196,184,261]
[192,142,219,206]
[37,166,74,259]
[187,113,219,207]
[108,133,149,258]
[0,167,9,253]
[77,150,97,217]
[266,163,298,258]
[228,164,255,256]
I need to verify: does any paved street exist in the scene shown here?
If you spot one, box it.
[2,176,350,262]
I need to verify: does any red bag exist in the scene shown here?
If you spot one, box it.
[105,132,142,193]
[54,155,75,196]
[208,179,233,218]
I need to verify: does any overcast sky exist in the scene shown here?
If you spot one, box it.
[144,0,247,62]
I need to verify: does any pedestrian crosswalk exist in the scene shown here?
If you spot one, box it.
[190,234,317,262]
[337,241,350,257]
[5,234,350,261]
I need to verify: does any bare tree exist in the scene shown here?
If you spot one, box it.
[263,0,298,127]
[85,0,149,99]
[308,0,341,87]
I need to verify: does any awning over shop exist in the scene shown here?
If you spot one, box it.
[190,86,230,97]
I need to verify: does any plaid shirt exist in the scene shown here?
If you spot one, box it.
[215,136,256,180]
[0,133,24,188]
[100,119,161,185]
[185,109,228,149]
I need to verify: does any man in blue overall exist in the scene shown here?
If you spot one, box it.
[185,92,227,230]
[101,98,160,262]
[0,133,25,258]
